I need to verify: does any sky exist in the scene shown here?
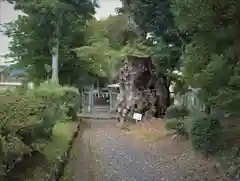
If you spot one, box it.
[0,0,122,65]
[95,0,122,20]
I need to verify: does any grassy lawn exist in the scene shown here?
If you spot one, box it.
[43,122,77,159]
[59,139,80,181]
[25,121,78,181]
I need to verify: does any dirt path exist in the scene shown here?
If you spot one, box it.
[73,119,226,181]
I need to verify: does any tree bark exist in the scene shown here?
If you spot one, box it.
[116,56,170,121]
[51,39,59,84]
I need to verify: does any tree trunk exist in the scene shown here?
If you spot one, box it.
[115,56,170,121]
[51,39,59,84]
[154,74,171,117]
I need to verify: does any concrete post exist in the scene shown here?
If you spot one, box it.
[81,93,85,113]
[0,72,3,82]
[109,89,113,111]
[88,92,91,112]
[87,84,94,112]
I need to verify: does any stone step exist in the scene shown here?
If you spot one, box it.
[82,107,112,113]
[78,112,116,120]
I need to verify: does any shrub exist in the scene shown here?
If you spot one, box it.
[165,104,189,120]
[190,115,223,155]
[0,93,44,177]
[164,105,190,137]
[26,82,68,137]
[26,81,65,102]
[29,82,81,121]
[0,82,80,177]
[165,118,179,130]
[62,86,80,121]
[165,118,189,137]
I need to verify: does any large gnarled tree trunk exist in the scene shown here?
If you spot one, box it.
[115,55,170,123]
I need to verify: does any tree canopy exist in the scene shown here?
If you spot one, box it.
[1,0,98,86]
[118,0,240,117]
[172,0,240,116]
[119,0,188,86]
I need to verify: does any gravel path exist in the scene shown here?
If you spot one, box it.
[74,120,226,181]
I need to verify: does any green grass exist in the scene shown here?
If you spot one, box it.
[43,122,76,159]
[59,142,79,181]
[25,122,78,181]
[60,121,88,181]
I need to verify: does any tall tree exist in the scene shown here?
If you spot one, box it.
[119,0,189,107]
[76,14,140,84]
[2,0,97,86]
[172,0,240,116]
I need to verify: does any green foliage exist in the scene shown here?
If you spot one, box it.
[26,122,77,181]
[164,104,190,137]
[190,115,223,155]
[0,93,44,177]
[2,0,97,86]
[165,119,179,130]
[62,86,80,121]
[172,0,240,116]
[121,0,189,72]
[75,38,115,79]
[165,104,189,119]
[118,0,189,110]
[0,82,79,177]
[165,118,188,137]
[85,15,138,50]
[120,41,151,57]
[120,0,173,36]
[75,14,140,83]
[26,82,68,138]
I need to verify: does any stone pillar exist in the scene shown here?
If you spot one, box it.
[81,93,85,113]
[0,72,3,82]
[87,84,94,112]
[109,89,113,111]
[88,90,92,112]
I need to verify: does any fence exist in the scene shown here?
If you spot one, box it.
[174,91,205,111]
[81,90,118,113]
[0,82,34,91]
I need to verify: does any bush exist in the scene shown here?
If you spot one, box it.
[29,82,81,121]
[0,82,80,177]
[165,118,189,137]
[165,118,179,130]
[165,104,189,120]
[0,93,45,177]
[190,115,223,155]
[62,86,80,121]
[164,105,190,137]
[26,82,69,137]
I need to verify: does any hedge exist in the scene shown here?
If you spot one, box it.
[164,104,190,137]
[0,82,80,179]
[190,115,223,155]
[165,104,189,120]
